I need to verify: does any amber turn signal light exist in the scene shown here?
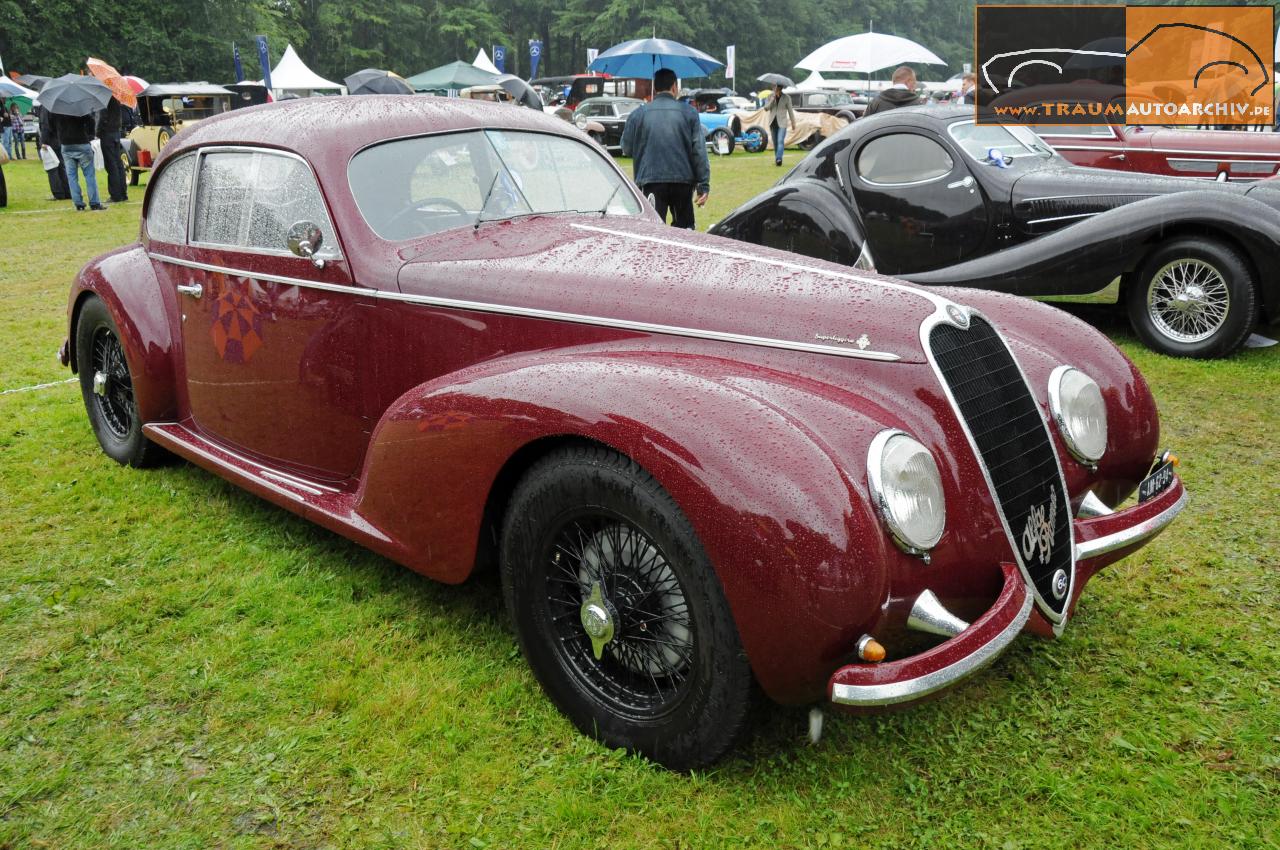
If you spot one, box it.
[857,635,886,663]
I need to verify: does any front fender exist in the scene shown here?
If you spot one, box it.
[710,180,868,266]
[353,347,899,703]
[67,245,177,424]
[903,191,1280,299]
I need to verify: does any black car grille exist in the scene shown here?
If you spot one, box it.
[929,316,1072,616]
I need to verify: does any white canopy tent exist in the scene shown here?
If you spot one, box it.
[269,44,345,95]
[473,48,501,75]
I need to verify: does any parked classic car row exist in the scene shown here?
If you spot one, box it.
[65,96,1186,769]
[712,106,1280,358]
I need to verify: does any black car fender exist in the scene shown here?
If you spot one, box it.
[709,179,868,266]
[900,191,1280,309]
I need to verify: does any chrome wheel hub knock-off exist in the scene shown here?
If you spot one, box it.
[579,582,616,660]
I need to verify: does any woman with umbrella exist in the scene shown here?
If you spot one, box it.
[758,74,798,167]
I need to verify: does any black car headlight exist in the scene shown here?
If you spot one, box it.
[1048,365,1108,464]
[867,430,946,555]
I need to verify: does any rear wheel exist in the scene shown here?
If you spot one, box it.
[741,125,766,153]
[500,446,753,770]
[1127,237,1257,358]
[75,297,160,467]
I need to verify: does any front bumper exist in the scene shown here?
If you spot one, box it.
[828,475,1187,708]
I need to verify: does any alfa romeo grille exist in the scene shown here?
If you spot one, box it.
[929,316,1073,617]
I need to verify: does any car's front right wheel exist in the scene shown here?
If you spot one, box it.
[1127,237,1257,358]
[500,445,753,770]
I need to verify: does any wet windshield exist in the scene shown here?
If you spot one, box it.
[349,129,642,241]
[948,120,1057,164]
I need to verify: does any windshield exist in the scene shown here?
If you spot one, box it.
[348,129,642,241]
[948,121,1057,164]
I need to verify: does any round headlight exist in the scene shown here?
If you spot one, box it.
[867,430,946,553]
[1048,366,1108,464]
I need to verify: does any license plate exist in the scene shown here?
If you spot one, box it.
[1138,462,1174,503]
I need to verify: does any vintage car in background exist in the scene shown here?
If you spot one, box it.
[734,105,847,153]
[572,95,643,152]
[123,82,235,186]
[63,96,1185,769]
[712,106,1280,358]
[1030,119,1280,182]
[788,87,862,121]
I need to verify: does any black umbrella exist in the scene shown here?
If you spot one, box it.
[344,68,414,96]
[38,73,112,116]
[495,74,542,110]
[16,74,52,91]
[757,73,795,87]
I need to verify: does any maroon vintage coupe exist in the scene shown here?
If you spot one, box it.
[61,96,1186,769]
[1034,120,1280,182]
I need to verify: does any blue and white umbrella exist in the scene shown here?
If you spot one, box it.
[588,38,723,79]
[0,78,39,99]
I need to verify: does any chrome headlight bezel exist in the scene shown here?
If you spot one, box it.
[867,429,947,555]
[1048,365,1108,465]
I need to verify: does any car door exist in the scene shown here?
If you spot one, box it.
[169,147,372,481]
[848,130,990,275]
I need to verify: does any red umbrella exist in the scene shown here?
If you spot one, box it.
[86,57,137,108]
[124,75,148,94]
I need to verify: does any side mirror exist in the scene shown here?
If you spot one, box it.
[287,220,326,269]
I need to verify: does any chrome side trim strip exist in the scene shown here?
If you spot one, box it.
[830,590,1033,707]
[1076,488,1188,560]
[1026,211,1099,225]
[149,252,904,362]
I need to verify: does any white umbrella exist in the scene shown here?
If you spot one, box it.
[797,33,945,74]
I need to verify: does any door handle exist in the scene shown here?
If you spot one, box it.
[947,176,975,190]
[176,283,203,299]
[1108,153,1126,161]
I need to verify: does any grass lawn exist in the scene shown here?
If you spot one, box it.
[1,150,1278,849]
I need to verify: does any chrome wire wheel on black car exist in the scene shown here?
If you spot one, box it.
[1128,237,1258,358]
[75,296,160,467]
[500,445,752,770]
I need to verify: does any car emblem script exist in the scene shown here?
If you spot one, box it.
[1021,489,1057,566]
[946,304,970,328]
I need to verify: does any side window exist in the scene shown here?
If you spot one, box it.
[192,150,339,257]
[856,134,955,185]
[145,154,196,244]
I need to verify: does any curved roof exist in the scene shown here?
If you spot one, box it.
[164,94,582,163]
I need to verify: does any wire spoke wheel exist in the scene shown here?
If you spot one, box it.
[543,512,694,716]
[90,326,134,439]
[1147,258,1230,344]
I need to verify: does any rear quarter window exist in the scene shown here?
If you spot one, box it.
[145,154,196,244]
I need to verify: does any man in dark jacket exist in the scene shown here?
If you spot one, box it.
[864,66,924,116]
[97,97,128,203]
[54,111,105,210]
[38,106,71,201]
[620,68,710,229]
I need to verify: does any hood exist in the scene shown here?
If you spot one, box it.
[1009,162,1249,234]
[397,216,946,364]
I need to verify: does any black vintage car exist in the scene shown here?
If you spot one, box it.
[710,106,1280,358]
[573,96,644,153]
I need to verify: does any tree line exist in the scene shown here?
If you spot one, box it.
[0,0,1264,91]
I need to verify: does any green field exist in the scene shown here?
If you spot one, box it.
[1,152,1277,849]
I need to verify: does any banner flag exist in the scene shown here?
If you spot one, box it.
[529,39,543,79]
[255,35,273,90]
[725,45,736,79]
[492,45,507,74]
[586,48,598,70]
[232,43,245,83]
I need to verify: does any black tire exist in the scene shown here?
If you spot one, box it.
[1126,237,1258,358]
[709,127,735,155]
[798,132,822,151]
[500,445,753,770]
[129,168,140,187]
[741,126,766,154]
[836,110,856,123]
[76,297,160,467]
